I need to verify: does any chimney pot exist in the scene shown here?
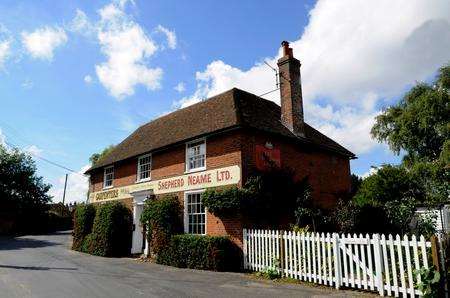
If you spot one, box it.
[277,41,304,136]
[281,41,293,58]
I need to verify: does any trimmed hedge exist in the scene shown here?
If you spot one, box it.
[72,202,132,257]
[157,234,241,271]
[140,195,183,256]
[72,204,96,251]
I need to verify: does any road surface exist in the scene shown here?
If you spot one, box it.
[0,231,372,297]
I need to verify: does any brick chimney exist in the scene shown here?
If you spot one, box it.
[277,41,305,137]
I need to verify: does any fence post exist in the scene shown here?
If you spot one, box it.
[373,234,384,296]
[332,233,341,289]
[279,231,285,277]
[243,229,248,270]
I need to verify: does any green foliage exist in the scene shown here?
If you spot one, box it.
[350,174,362,196]
[157,234,240,271]
[409,160,449,206]
[244,167,315,229]
[413,212,437,239]
[72,202,132,257]
[371,66,449,162]
[256,258,281,280]
[331,199,360,233]
[414,267,441,298]
[140,195,182,255]
[89,145,116,166]
[354,165,423,233]
[202,166,315,230]
[201,187,248,215]
[354,165,423,207]
[88,202,132,257]
[72,204,96,251]
[0,145,52,234]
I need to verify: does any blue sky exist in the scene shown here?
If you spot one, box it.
[0,0,449,203]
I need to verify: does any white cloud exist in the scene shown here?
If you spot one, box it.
[49,165,90,203]
[69,9,95,36]
[21,79,33,89]
[174,82,185,93]
[84,75,93,84]
[0,128,6,146]
[361,167,379,179]
[24,144,42,157]
[95,2,162,99]
[156,25,177,49]
[0,39,11,68]
[177,0,450,155]
[21,26,68,60]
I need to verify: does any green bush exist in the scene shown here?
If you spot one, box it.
[72,202,132,257]
[87,202,132,257]
[201,187,246,215]
[140,195,182,255]
[157,234,240,271]
[72,204,96,251]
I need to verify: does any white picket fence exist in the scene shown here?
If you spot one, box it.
[243,229,433,297]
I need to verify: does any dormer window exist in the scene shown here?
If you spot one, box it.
[103,166,114,189]
[186,139,206,172]
[137,154,152,182]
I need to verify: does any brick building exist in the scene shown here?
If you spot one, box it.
[85,42,355,254]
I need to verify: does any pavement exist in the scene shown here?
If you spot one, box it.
[0,231,374,298]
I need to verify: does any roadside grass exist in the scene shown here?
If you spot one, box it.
[247,272,377,297]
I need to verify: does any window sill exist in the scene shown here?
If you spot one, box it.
[135,178,152,184]
[184,167,206,174]
[102,185,114,190]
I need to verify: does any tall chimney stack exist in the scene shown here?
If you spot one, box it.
[277,41,304,137]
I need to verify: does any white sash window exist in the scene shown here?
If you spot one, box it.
[137,154,152,182]
[186,139,206,172]
[103,166,114,189]
[185,191,206,235]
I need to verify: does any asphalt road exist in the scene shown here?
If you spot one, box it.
[0,231,372,298]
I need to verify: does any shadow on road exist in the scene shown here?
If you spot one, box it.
[0,237,59,251]
[0,264,78,271]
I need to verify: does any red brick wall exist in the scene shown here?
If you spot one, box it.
[240,129,351,209]
[88,128,351,247]
[89,130,244,245]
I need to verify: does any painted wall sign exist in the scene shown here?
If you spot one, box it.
[255,144,281,170]
[89,165,241,203]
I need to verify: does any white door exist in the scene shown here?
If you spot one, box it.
[131,203,144,254]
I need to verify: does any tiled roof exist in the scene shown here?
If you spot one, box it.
[86,88,355,173]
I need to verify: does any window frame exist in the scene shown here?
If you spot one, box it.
[185,138,206,173]
[103,166,114,189]
[136,153,152,183]
[184,189,207,235]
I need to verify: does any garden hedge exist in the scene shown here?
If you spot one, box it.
[72,204,96,251]
[72,202,132,257]
[157,234,241,271]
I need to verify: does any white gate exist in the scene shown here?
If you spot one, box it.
[243,229,432,297]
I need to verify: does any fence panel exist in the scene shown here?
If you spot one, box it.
[243,229,432,297]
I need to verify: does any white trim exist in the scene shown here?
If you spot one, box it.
[103,165,114,189]
[185,138,206,173]
[184,189,207,235]
[136,153,152,183]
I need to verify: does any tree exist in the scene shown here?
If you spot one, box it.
[370,63,449,207]
[371,64,449,163]
[354,165,425,234]
[0,145,51,234]
[89,145,115,166]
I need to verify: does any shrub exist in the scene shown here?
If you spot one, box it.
[140,195,182,255]
[72,204,96,251]
[201,187,247,215]
[157,234,241,272]
[86,202,132,257]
